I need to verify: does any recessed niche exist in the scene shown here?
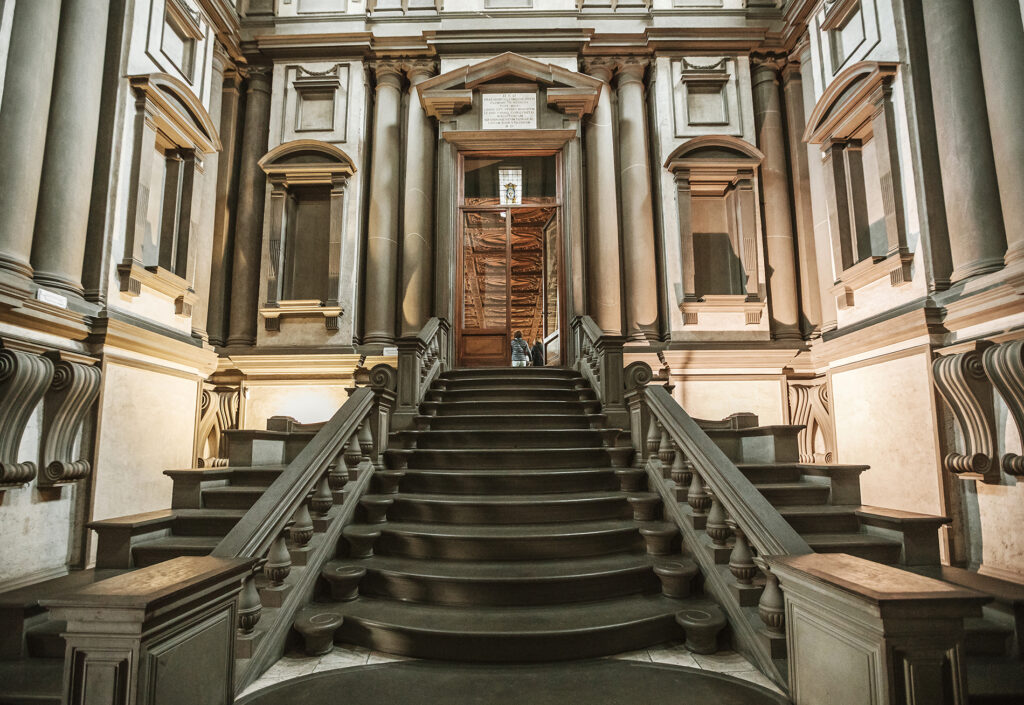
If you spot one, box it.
[685,81,729,126]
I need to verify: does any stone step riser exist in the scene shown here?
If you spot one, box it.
[372,529,643,561]
[418,416,598,431]
[400,431,608,450]
[385,497,633,525]
[25,629,64,660]
[427,389,595,403]
[756,486,831,506]
[736,467,804,483]
[436,378,586,391]
[171,516,241,537]
[781,514,861,534]
[400,449,612,470]
[130,543,215,568]
[334,613,683,662]
[227,471,283,486]
[202,491,261,510]
[399,471,620,495]
[441,369,579,380]
[351,566,661,607]
[965,627,1014,657]
[428,401,595,416]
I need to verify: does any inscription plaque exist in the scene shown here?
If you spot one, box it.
[481,93,537,130]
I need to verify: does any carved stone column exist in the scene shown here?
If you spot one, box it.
[582,58,623,336]
[614,58,659,342]
[191,47,228,342]
[922,0,1006,282]
[752,56,801,340]
[780,57,821,336]
[227,67,272,347]
[363,61,405,346]
[30,0,110,298]
[0,0,63,304]
[399,60,437,337]
[973,1,1024,265]
[208,66,245,347]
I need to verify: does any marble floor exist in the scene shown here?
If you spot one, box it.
[238,642,785,700]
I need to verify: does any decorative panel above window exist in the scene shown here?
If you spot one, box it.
[281,63,350,144]
[671,57,743,138]
[155,0,206,85]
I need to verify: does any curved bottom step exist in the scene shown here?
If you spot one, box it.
[332,593,714,661]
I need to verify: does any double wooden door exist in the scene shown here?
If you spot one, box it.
[457,206,561,367]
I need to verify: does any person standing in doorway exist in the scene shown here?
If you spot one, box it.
[531,338,545,367]
[511,330,530,367]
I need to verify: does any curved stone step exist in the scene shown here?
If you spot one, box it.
[389,447,611,470]
[398,468,620,495]
[382,491,632,524]
[436,376,585,390]
[324,553,661,607]
[333,593,704,661]
[440,367,579,380]
[361,520,644,561]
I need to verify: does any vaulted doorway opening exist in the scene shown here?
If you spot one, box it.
[456,153,563,367]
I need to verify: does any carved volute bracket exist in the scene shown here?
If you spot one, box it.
[38,355,101,487]
[197,386,240,467]
[981,340,1024,476]
[932,345,1000,483]
[0,349,55,488]
[789,379,835,464]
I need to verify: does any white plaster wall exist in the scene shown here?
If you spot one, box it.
[672,377,785,425]
[831,351,944,515]
[91,362,199,522]
[0,406,75,585]
[974,399,1024,579]
[244,383,350,428]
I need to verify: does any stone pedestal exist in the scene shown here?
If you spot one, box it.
[768,553,987,705]
[41,556,253,705]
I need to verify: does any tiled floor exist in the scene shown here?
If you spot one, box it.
[238,642,784,699]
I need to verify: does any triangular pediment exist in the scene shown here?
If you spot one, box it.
[418,52,603,121]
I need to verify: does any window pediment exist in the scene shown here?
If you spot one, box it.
[803,61,898,145]
[129,73,221,154]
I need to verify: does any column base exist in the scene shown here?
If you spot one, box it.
[363,334,396,347]
[950,256,1006,285]
[0,255,34,308]
[225,335,256,347]
[32,270,85,298]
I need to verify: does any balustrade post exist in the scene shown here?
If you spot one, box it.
[728,521,761,606]
[705,489,733,563]
[670,447,691,503]
[344,433,363,471]
[261,534,293,608]
[236,571,264,658]
[646,419,661,463]
[753,557,787,659]
[658,427,674,476]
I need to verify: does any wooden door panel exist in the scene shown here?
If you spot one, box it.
[461,333,507,366]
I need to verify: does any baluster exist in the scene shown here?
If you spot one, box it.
[646,418,661,461]
[289,503,314,548]
[758,564,785,636]
[358,419,373,464]
[705,489,733,563]
[311,475,334,516]
[728,521,757,585]
[658,427,674,474]
[329,453,349,491]
[237,574,262,635]
[344,432,362,469]
[264,534,292,587]
[671,447,692,503]
[687,470,710,529]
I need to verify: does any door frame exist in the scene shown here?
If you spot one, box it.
[454,148,567,367]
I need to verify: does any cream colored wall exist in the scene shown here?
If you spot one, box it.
[90,361,199,522]
[671,377,785,425]
[831,351,944,515]
[0,407,75,585]
[975,401,1024,579]
[243,383,351,429]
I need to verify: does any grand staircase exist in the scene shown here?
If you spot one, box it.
[306,367,718,661]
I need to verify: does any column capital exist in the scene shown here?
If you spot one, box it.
[371,60,405,89]
[615,57,650,86]
[403,58,437,84]
[750,52,786,82]
[245,65,273,93]
[581,57,616,83]
[212,43,231,74]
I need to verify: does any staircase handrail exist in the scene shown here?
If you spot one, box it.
[212,387,375,560]
[394,316,450,428]
[629,372,811,689]
[645,384,811,556]
[571,315,628,427]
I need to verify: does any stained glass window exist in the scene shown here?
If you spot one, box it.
[498,167,523,205]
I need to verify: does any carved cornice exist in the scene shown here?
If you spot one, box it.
[0,350,55,489]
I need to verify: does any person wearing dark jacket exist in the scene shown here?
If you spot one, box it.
[531,339,544,367]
